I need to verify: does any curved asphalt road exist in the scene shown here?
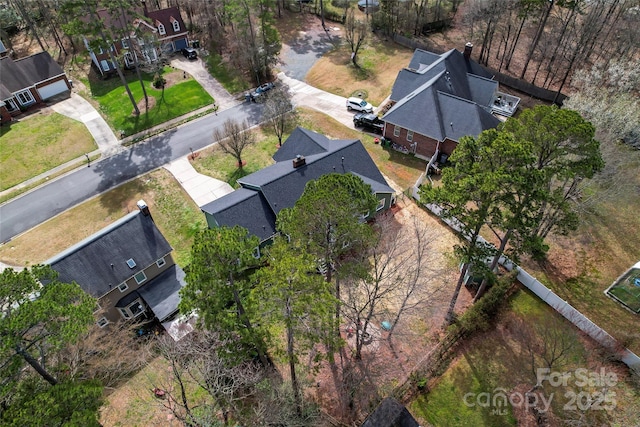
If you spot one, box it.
[0,102,263,243]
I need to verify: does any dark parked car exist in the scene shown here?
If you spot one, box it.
[181,47,197,60]
[353,112,384,133]
[250,82,275,100]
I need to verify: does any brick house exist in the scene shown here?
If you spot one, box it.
[0,52,72,124]
[85,4,188,77]
[381,44,520,163]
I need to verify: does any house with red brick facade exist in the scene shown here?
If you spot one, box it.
[381,44,520,163]
[0,52,71,124]
[85,4,188,77]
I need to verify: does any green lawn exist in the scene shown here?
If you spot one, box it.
[205,53,250,94]
[0,111,95,191]
[87,67,213,137]
[191,129,280,187]
[409,290,640,427]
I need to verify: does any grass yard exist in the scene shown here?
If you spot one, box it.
[0,110,95,191]
[305,32,414,106]
[205,52,250,95]
[191,128,280,186]
[409,289,639,426]
[607,267,640,313]
[191,108,426,191]
[85,67,213,137]
[0,168,202,268]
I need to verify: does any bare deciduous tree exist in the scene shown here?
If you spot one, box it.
[213,119,255,168]
[262,85,296,147]
[342,214,443,360]
[345,9,368,67]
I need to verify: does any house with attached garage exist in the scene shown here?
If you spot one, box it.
[0,51,72,124]
[84,3,188,77]
[201,127,396,245]
[381,43,520,163]
[47,201,186,332]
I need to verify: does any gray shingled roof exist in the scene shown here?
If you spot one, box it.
[201,128,394,241]
[137,264,186,321]
[0,52,65,97]
[361,397,419,427]
[47,211,173,298]
[383,48,500,143]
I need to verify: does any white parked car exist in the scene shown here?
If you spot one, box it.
[346,97,374,113]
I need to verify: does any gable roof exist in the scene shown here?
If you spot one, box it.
[145,6,186,35]
[384,48,500,142]
[47,210,172,298]
[361,397,419,427]
[0,52,66,98]
[201,128,395,241]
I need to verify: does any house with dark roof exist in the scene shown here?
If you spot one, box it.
[0,52,71,124]
[360,397,420,427]
[84,4,188,77]
[381,44,520,162]
[47,201,186,329]
[201,127,396,243]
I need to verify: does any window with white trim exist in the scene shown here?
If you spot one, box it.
[376,198,386,211]
[393,125,401,137]
[122,38,129,49]
[172,19,180,32]
[407,130,414,142]
[118,282,129,292]
[97,317,109,328]
[156,257,166,268]
[5,99,18,112]
[134,271,147,284]
[16,90,34,106]
[128,300,145,318]
[100,60,110,71]
[158,24,166,35]
[118,307,131,319]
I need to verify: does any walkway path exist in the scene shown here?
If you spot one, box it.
[50,92,120,156]
[164,157,234,207]
[170,57,241,110]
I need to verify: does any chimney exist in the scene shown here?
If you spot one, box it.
[137,199,150,216]
[141,0,149,16]
[463,42,473,60]
[293,155,306,168]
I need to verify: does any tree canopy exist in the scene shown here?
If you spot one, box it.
[179,226,270,366]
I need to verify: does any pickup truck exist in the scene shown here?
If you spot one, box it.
[353,112,384,134]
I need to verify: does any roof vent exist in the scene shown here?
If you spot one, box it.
[293,155,306,168]
[126,258,137,269]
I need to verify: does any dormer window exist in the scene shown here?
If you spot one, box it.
[158,24,166,35]
[171,18,180,32]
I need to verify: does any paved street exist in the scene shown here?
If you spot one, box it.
[0,102,263,243]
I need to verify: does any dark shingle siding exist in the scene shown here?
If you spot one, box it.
[48,211,172,298]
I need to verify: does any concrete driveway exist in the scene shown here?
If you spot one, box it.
[50,92,120,156]
[170,57,240,110]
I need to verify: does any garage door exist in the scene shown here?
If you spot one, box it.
[173,38,188,51]
[37,80,69,100]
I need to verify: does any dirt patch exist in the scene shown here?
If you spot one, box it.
[305,196,469,422]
